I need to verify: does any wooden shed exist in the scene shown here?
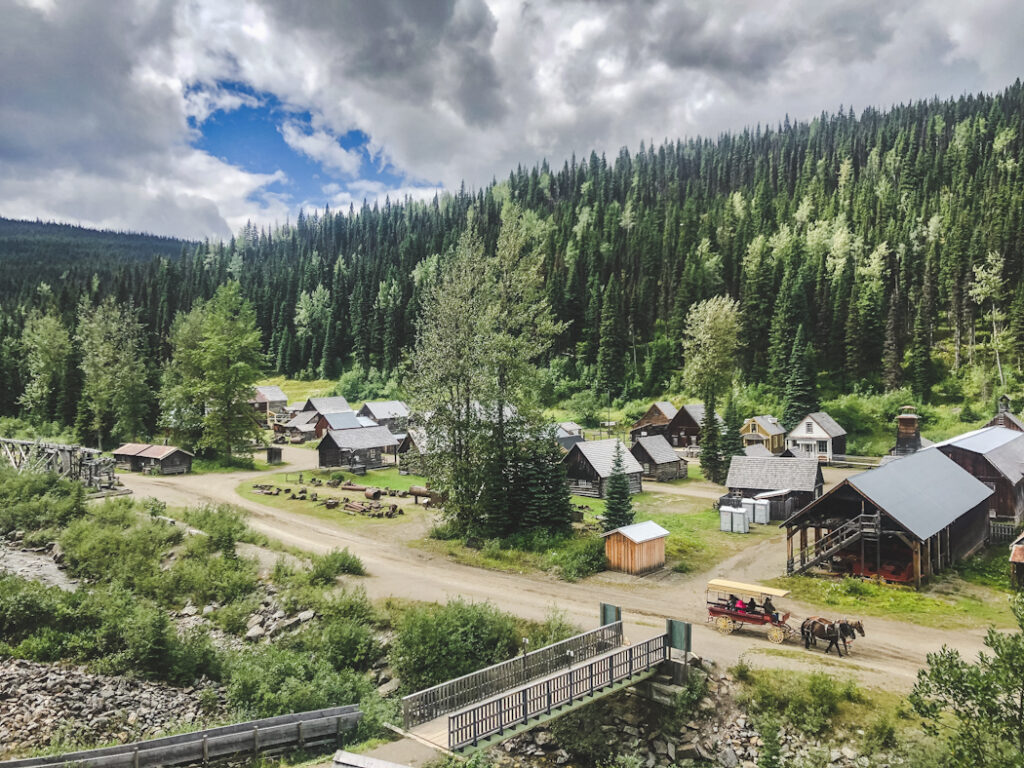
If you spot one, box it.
[935,426,1024,524]
[112,443,193,475]
[602,520,669,575]
[630,435,686,481]
[562,438,643,498]
[317,426,398,470]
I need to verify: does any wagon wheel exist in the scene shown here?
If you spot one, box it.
[767,625,786,644]
[715,616,735,634]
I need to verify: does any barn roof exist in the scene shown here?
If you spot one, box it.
[320,411,363,431]
[934,426,1024,485]
[252,385,287,403]
[304,396,351,415]
[726,456,822,493]
[654,401,678,419]
[602,520,669,543]
[319,426,399,451]
[113,443,192,459]
[360,401,410,420]
[748,415,786,436]
[570,438,643,478]
[633,435,680,465]
[113,443,150,456]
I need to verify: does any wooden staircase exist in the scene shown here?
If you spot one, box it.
[788,513,880,575]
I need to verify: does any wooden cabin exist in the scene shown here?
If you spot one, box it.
[314,410,371,439]
[276,410,318,442]
[556,427,585,453]
[397,426,428,474]
[786,412,847,462]
[558,421,583,437]
[357,401,410,431]
[112,443,193,475]
[1011,531,1024,589]
[562,438,643,498]
[741,415,786,455]
[602,521,669,575]
[249,385,288,422]
[630,435,686,481]
[987,395,1024,432]
[302,396,351,419]
[782,449,993,588]
[725,456,823,510]
[317,426,398,469]
[629,402,678,443]
[934,426,1024,524]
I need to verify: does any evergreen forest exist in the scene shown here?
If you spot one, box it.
[4,82,1024,446]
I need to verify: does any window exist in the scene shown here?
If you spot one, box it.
[817,440,828,453]
[805,421,813,434]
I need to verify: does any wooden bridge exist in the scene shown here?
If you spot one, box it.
[400,606,684,753]
[0,437,115,490]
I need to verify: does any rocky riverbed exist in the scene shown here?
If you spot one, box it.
[0,535,78,590]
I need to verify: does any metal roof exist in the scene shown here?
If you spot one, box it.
[558,421,583,435]
[113,443,192,459]
[726,456,822,493]
[284,411,318,429]
[112,442,150,457]
[570,438,643,478]
[705,579,790,598]
[319,426,399,451]
[601,520,669,543]
[847,449,993,541]
[304,396,351,415]
[806,412,847,437]
[320,411,363,431]
[359,400,410,420]
[933,425,1022,454]
[632,435,681,465]
[557,433,585,452]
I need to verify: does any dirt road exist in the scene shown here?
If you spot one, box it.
[118,453,992,692]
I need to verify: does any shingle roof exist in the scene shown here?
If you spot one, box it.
[557,434,585,452]
[750,415,785,436]
[359,401,410,420]
[320,411,363,431]
[847,449,993,541]
[654,401,678,419]
[319,426,399,451]
[602,520,669,543]
[559,421,583,435]
[808,412,847,437]
[633,435,680,465]
[726,456,822,493]
[570,438,643,478]
[252,385,287,403]
[304,396,351,415]
[113,443,150,457]
[284,411,318,429]
[744,444,773,458]
[112,443,192,459]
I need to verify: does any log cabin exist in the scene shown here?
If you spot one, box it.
[113,443,193,474]
[357,401,410,432]
[630,435,686,481]
[317,426,399,470]
[562,438,643,498]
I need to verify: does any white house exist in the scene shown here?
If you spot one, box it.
[786,412,847,462]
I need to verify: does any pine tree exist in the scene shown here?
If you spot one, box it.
[595,275,627,397]
[782,325,819,432]
[908,306,933,402]
[602,441,635,531]
[721,389,745,458]
[699,392,726,484]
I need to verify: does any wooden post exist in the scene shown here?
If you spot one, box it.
[202,735,208,766]
[913,541,922,589]
[923,536,932,578]
[799,528,808,568]
[786,529,794,571]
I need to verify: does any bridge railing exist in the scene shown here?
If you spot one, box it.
[402,621,623,728]
[448,633,668,751]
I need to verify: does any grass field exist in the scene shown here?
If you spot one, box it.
[255,375,335,404]
[191,456,279,474]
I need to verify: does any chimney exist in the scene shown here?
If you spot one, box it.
[893,405,922,456]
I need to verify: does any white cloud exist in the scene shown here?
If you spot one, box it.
[279,121,362,177]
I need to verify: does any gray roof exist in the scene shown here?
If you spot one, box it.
[934,426,1024,484]
[807,412,847,438]
[284,411,318,429]
[320,426,399,451]
[359,400,410,420]
[557,434,585,452]
[558,421,583,435]
[654,401,678,419]
[305,396,351,415]
[570,438,643,478]
[320,411,363,430]
[744,444,773,458]
[252,385,287,403]
[848,449,993,540]
[749,415,785,436]
[602,520,669,543]
[726,456,822,493]
[632,435,681,465]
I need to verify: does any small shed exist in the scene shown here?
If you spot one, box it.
[562,438,643,498]
[602,521,669,575]
[266,446,283,465]
[112,443,193,475]
[631,435,686,481]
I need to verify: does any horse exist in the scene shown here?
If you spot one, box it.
[801,617,865,657]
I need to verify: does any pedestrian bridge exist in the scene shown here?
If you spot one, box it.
[400,607,680,753]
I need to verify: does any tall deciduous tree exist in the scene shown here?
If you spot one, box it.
[602,441,634,531]
[19,310,71,423]
[682,296,741,403]
[969,251,1007,388]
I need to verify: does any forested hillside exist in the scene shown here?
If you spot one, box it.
[3,82,1024,441]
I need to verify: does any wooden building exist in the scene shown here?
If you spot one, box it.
[741,415,786,455]
[317,426,399,470]
[890,405,933,455]
[302,396,351,418]
[987,395,1024,432]
[314,410,371,439]
[934,426,1024,524]
[555,425,585,453]
[786,412,847,462]
[113,443,193,475]
[558,421,583,437]
[357,401,410,431]
[630,435,686,481]
[725,456,824,510]
[562,438,643,498]
[249,385,288,422]
[276,411,318,442]
[782,449,993,588]
[602,520,669,575]
[629,402,678,442]
[629,402,721,447]
[397,426,428,473]
[1011,531,1024,589]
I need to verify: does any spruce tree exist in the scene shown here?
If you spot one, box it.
[699,392,726,484]
[908,306,932,402]
[602,441,635,531]
[782,325,818,432]
[596,275,627,397]
[721,389,746,458]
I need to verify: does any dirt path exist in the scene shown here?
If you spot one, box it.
[117,459,992,693]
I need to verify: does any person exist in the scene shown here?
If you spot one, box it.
[735,597,746,612]
[727,594,738,610]
[763,596,776,622]
[747,597,759,614]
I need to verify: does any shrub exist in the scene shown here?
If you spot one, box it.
[213,597,259,635]
[286,616,380,672]
[863,711,898,753]
[308,548,366,583]
[523,607,580,648]
[182,504,249,554]
[390,599,519,691]
[0,469,87,534]
[740,670,861,735]
[546,535,607,581]
[428,519,462,540]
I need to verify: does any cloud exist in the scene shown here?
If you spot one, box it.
[279,121,362,177]
[1,0,1023,238]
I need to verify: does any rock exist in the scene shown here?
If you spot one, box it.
[554,750,570,764]
[666,741,675,761]
[718,746,739,768]
[180,604,198,617]
[841,746,859,760]
[297,609,315,622]
[534,731,552,747]
[202,604,215,616]
[653,740,667,755]
[376,678,401,697]
[245,625,265,641]
[246,613,264,629]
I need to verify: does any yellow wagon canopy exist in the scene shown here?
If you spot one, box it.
[706,579,790,599]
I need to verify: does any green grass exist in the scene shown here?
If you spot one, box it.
[954,546,1017,592]
[771,574,1015,629]
[255,375,335,405]
[191,456,278,474]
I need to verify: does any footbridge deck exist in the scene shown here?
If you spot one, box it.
[401,607,681,753]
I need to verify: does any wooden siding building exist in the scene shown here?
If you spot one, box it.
[302,397,351,418]
[275,411,318,442]
[725,456,824,510]
[987,395,1024,432]
[314,410,375,439]
[786,412,847,462]
[782,449,993,588]
[357,401,410,431]
[602,521,669,575]
[113,443,193,474]
[630,403,719,447]
[317,426,398,470]
[741,415,786,454]
[630,435,686,481]
[249,386,288,422]
[562,438,643,498]
[934,426,1024,524]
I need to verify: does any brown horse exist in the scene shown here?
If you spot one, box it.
[801,617,865,656]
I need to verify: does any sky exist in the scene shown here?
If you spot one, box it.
[1,0,1023,240]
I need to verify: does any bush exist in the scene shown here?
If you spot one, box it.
[390,599,519,691]
[863,711,898,753]
[181,504,251,554]
[308,548,366,583]
[740,670,861,735]
[285,615,380,672]
[546,535,607,581]
[0,469,87,534]
[522,607,580,648]
[428,519,463,540]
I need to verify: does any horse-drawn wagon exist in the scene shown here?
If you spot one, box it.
[705,579,797,644]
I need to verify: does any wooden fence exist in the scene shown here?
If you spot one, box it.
[991,522,1021,543]
[402,622,623,728]
[448,633,668,751]
[0,705,361,768]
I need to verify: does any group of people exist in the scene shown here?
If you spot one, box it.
[726,593,777,620]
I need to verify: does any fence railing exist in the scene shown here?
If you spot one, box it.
[991,521,1022,543]
[402,622,623,728]
[0,705,361,768]
[448,633,667,751]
